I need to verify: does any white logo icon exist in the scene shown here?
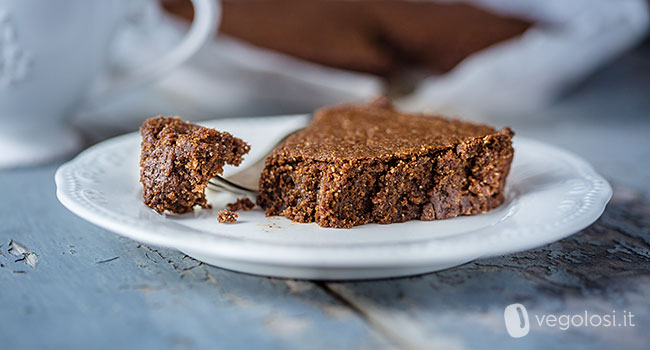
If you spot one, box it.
[504,303,530,338]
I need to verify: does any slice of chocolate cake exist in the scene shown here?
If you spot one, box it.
[257,100,514,228]
[140,116,250,214]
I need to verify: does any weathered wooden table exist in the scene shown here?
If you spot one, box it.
[2,44,649,349]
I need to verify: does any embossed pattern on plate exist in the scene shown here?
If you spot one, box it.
[55,115,612,279]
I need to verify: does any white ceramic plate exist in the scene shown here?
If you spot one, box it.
[56,115,612,280]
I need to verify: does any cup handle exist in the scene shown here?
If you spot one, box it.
[85,0,219,109]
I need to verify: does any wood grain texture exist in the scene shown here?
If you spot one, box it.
[324,193,650,349]
[0,166,387,349]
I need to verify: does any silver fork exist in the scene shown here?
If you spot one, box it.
[207,128,302,198]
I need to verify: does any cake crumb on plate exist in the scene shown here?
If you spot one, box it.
[227,196,256,211]
[217,209,238,223]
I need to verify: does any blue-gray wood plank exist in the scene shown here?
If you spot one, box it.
[2,43,650,350]
[0,165,388,349]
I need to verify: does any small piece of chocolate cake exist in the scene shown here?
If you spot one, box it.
[217,209,239,223]
[226,196,256,211]
[140,116,250,214]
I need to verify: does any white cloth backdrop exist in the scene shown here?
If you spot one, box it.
[98,0,649,121]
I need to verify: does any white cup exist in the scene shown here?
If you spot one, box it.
[0,0,219,168]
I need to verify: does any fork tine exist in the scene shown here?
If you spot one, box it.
[208,176,258,197]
